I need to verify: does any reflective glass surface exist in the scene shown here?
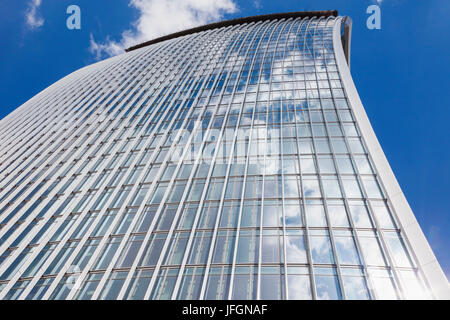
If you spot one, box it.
[0,15,433,300]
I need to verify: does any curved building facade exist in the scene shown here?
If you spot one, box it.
[0,12,448,300]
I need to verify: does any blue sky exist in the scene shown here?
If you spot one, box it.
[0,0,449,279]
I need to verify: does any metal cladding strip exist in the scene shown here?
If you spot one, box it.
[0,58,131,174]
[0,62,97,135]
[0,71,77,142]
[197,19,284,300]
[159,20,267,301]
[12,35,198,299]
[309,16,348,300]
[129,23,261,300]
[0,46,161,220]
[278,16,314,300]
[114,23,255,301]
[293,16,320,300]
[333,17,407,300]
[0,41,172,298]
[0,37,176,278]
[0,56,122,162]
[0,46,158,248]
[117,23,257,300]
[0,52,148,202]
[155,20,270,301]
[0,58,112,144]
[317,17,393,299]
[62,26,232,300]
[333,17,450,300]
[208,20,283,299]
[13,29,214,300]
[264,17,312,299]
[282,16,326,300]
[0,61,109,170]
[251,20,289,300]
[0,51,148,188]
[181,20,284,299]
[228,17,297,301]
[277,18,304,300]
[88,24,246,300]
[0,55,133,188]
[105,24,248,300]
[320,17,378,300]
[0,55,115,134]
[113,26,247,300]
[118,24,255,300]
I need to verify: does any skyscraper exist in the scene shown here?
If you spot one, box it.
[0,11,448,300]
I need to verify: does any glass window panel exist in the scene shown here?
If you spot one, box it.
[232,266,258,300]
[318,156,336,174]
[383,231,413,268]
[300,156,317,174]
[341,273,370,300]
[336,155,355,174]
[362,177,383,199]
[357,231,386,266]
[331,138,348,153]
[205,267,231,300]
[177,267,204,300]
[348,201,373,228]
[240,200,261,228]
[327,202,350,227]
[348,138,365,153]
[370,201,396,229]
[219,202,240,228]
[322,177,342,198]
[309,232,335,264]
[305,201,327,227]
[260,267,283,299]
[342,176,363,198]
[334,231,361,265]
[212,230,236,264]
[236,230,259,264]
[303,176,321,197]
[262,231,283,263]
[287,267,311,300]
[368,269,398,300]
[298,139,313,154]
[314,268,342,300]
[197,202,219,229]
[315,139,331,153]
[284,175,300,198]
[188,231,213,265]
[284,200,302,227]
[262,200,282,227]
[285,233,307,263]
[151,268,179,300]
[354,155,373,174]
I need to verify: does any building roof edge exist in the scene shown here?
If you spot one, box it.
[125,11,338,52]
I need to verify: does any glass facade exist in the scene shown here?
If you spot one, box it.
[0,13,447,300]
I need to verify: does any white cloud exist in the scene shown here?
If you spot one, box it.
[90,0,238,60]
[25,0,44,29]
